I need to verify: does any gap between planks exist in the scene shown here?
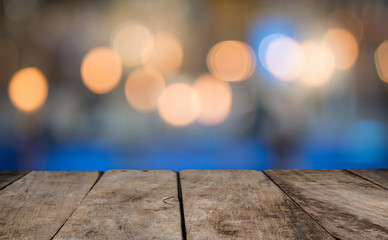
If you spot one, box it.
[345,169,388,190]
[262,171,338,240]
[176,172,187,240]
[0,171,30,191]
[265,170,388,240]
[50,171,104,240]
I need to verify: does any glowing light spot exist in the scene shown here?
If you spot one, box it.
[323,28,358,70]
[111,22,154,66]
[144,32,183,76]
[81,47,122,94]
[258,34,284,69]
[193,73,232,126]
[207,41,255,82]
[125,67,165,112]
[265,36,304,81]
[328,9,364,43]
[299,40,336,87]
[375,41,388,84]
[0,40,18,83]
[158,83,200,127]
[9,67,48,113]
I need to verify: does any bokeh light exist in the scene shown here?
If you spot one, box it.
[0,40,18,84]
[144,32,183,76]
[125,67,165,112]
[265,36,304,81]
[111,22,154,66]
[158,83,200,127]
[375,41,388,84]
[193,73,232,126]
[9,67,48,113]
[299,40,336,87]
[328,9,364,43]
[323,28,358,70]
[207,41,255,82]
[81,47,122,94]
[258,34,284,69]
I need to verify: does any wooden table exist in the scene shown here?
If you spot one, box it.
[0,169,387,239]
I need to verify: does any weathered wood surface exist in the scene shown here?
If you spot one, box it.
[179,170,333,240]
[265,170,388,240]
[0,171,99,240]
[53,170,182,240]
[348,169,388,189]
[0,171,28,190]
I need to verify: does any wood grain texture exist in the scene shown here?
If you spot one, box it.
[180,170,333,240]
[0,171,28,190]
[348,169,388,189]
[53,170,182,240]
[265,170,388,240]
[0,171,99,240]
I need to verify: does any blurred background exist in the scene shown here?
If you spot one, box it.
[1,0,388,171]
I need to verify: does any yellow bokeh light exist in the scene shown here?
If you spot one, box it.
[265,36,304,81]
[144,32,183,76]
[125,67,165,112]
[81,47,122,94]
[375,41,388,84]
[111,22,154,66]
[9,67,48,113]
[158,83,200,127]
[299,40,336,87]
[323,28,359,70]
[207,40,255,82]
[193,73,232,126]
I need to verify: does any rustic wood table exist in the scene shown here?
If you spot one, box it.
[0,169,387,239]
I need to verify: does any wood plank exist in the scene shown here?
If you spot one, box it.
[53,170,182,240]
[180,170,333,240]
[0,171,29,190]
[348,169,388,190]
[0,171,99,240]
[265,170,388,240]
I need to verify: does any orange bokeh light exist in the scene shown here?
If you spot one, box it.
[81,47,122,94]
[375,41,388,84]
[323,28,359,70]
[125,67,165,112]
[158,83,200,127]
[299,40,336,87]
[144,32,183,76]
[207,40,255,82]
[111,22,154,66]
[9,67,48,113]
[193,73,232,126]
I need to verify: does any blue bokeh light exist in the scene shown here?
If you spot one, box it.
[248,15,301,82]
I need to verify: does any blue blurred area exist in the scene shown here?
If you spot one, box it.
[0,136,272,171]
[1,120,387,170]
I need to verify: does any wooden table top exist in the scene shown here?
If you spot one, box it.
[0,169,387,239]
